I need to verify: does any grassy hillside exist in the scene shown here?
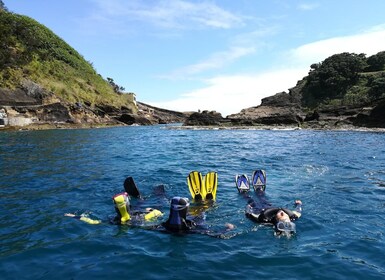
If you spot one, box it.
[0,10,136,111]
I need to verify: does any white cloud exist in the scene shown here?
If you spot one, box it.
[287,27,385,67]
[90,0,243,30]
[150,26,385,116]
[151,69,307,116]
[160,46,256,80]
[297,3,320,11]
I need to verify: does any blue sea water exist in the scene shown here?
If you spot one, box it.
[1,125,385,280]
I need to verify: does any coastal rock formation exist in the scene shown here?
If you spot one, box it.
[184,110,226,126]
[137,102,188,124]
[0,83,188,129]
[227,93,385,129]
[183,79,385,129]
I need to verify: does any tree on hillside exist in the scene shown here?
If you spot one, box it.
[107,77,125,94]
[0,0,7,11]
[366,51,385,72]
[302,52,367,107]
[369,76,385,99]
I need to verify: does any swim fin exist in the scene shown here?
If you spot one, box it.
[187,171,203,200]
[251,169,266,192]
[203,171,218,201]
[235,174,250,193]
[124,176,141,198]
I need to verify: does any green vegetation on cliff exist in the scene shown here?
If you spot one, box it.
[302,51,385,108]
[0,9,136,111]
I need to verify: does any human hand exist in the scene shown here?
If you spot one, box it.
[64,213,76,217]
[225,223,235,230]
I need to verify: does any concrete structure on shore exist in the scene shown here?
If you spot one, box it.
[0,108,8,127]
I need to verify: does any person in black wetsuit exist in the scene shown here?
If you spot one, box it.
[242,184,302,236]
[157,196,235,238]
[64,191,163,225]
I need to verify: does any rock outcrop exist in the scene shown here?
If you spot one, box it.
[183,78,385,129]
[137,102,188,124]
[0,83,188,129]
[184,110,227,126]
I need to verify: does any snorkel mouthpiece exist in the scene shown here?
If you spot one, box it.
[276,221,296,233]
[113,192,131,223]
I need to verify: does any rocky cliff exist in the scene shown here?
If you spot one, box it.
[185,52,385,129]
[0,83,187,129]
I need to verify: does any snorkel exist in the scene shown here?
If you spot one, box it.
[113,192,131,223]
[167,197,190,229]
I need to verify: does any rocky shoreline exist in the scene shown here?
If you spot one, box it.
[183,79,385,130]
[1,79,384,131]
[0,85,187,130]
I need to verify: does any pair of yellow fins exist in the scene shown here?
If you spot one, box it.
[187,171,218,201]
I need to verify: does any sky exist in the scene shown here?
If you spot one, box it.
[5,0,385,116]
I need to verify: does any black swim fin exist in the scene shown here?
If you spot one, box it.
[124,176,141,198]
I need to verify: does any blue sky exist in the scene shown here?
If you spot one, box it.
[5,0,385,116]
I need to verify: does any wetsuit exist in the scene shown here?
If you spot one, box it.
[152,197,233,238]
[244,191,302,225]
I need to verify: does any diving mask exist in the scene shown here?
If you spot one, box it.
[276,221,296,233]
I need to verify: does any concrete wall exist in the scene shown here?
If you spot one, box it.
[7,117,33,126]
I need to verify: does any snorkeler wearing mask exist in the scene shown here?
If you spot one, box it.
[65,177,164,225]
[236,169,302,236]
[64,191,163,225]
[157,196,234,237]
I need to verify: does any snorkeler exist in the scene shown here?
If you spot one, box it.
[236,169,302,236]
[157,196,234,237]
[65,177,164,225]
[64,191,163,225]
[65,175,234,238]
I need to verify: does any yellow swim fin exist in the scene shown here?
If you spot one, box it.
[144,209,163,221]
[203,171,218,201]
[187,171,203,200]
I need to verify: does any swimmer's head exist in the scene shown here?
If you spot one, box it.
[274,221,296,238]
[275,209,290,223]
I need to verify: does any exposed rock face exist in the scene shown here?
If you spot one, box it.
[118,114,152,125]
[0,83,188,128]
[226,80,306,126]
[184,110,226,126]
[0,85,120,127]
[184,77,385,129]
[353,101,385,128]
[228,105,304,126]
[225,74,383,129]
[137,102,187,124]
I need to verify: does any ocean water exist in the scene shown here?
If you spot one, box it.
[0,125,385,280]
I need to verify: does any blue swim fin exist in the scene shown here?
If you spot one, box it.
[251,169,266,192]
[235,174,250,193]
[187,171,203,200]
[203,171,217,201]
